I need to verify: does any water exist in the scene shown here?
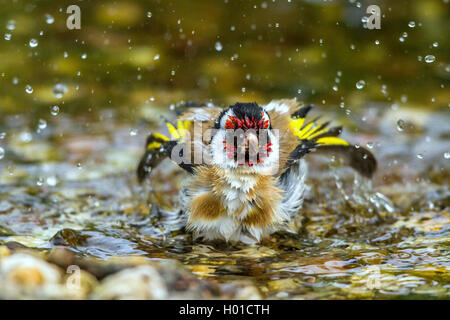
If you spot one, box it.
[52,84,68,99]
[29,39,38,48]
[356,80,366,90]
[215,42,223,52]
[425,55,436,63]
[0,0,448,299]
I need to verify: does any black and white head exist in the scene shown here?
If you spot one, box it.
[210,102,279,173]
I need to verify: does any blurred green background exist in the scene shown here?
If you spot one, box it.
[0,0,448,121]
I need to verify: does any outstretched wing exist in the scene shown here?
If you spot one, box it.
[137,121,189,183]
[287,104,377,178]
[137,105,222,182]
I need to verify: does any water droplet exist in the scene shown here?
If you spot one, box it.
[29,38,38,48]
[20,131,32,142]
[81,53,87,59]
[147,12,152,18]
[129,128,138,136]
[4,33,11,40]
[332,85,338,92]
[375,40,380,45]
[25,85,33,94]
[6,20,15,31]
[366,142,374,149]
[297,89,302,94]
[0,147,4,160]
[45,14,54,24]
[408,21,415,28]
[0,132,5,139]
[444,152,450,160]
[153,54,160,60]
[36,177,44,186]
[399,37,405,42]
[215,41,223,52]
[46,176,58,186]
[356,80,366,89]
[432,42,439,48]
[63,51,68,58]
[77,162,83,170]
[38,119,47,130]
[416,153,424,159]
[396,119,405,132]
[425,55,435,63]
[52,83,67,99]
[50,105,60,116]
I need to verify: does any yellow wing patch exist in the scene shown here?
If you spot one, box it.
[297,122,315,139]
[289,105,350,147]
[166,120,191,140]
[289,117,305,135]
[146,142,163,150]
[147,120,191,150]
[316,137,349,146]
[152,132,170,142]
[146,132,170,150]
[290,119,323,139]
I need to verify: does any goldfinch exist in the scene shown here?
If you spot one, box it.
[137,99,376,244]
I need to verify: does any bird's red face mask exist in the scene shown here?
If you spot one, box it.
[222,112,273,166]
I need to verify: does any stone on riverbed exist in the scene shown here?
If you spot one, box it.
[0,252,73,299]
[0,250,260,299]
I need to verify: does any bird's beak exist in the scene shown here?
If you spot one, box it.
[245,132,259,156]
